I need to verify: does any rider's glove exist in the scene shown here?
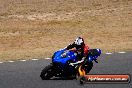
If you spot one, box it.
[69,63,74,66]
[61,53,67,57]
[61,50,69,57]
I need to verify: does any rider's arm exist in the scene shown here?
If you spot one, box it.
[69,57,86,66]
[66,43,76,50]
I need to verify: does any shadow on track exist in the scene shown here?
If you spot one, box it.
[40,77,76,80]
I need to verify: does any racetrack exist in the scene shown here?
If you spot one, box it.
[0,52,132,88]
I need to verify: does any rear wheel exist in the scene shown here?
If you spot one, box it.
[40,64,54,80]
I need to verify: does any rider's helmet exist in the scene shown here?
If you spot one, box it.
[74,37,84,46]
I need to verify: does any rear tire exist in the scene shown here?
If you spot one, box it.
[40,64,54,80]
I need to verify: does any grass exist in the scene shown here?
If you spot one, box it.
[0,0,132,61]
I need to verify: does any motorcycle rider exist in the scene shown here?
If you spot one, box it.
[66,37,89,66]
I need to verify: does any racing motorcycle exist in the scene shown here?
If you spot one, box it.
[40,48,101,80]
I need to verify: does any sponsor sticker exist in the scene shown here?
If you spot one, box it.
[79,74,130,84]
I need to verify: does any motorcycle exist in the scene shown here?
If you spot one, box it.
[40,48,101,80]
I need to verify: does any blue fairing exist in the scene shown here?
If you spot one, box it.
[88,55,98,62]
[87,48,101,62]
[52,48,101,64]
[52,49,77,65]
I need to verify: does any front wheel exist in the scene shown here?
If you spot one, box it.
[84,62,93,74]
[40,64,54,80]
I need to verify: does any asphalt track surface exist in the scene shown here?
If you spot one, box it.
[0,52,132,88]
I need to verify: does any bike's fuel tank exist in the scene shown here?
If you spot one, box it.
[52,49,77,65]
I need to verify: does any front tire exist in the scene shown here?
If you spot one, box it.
[40,64,54,80]
[84,62,93,74]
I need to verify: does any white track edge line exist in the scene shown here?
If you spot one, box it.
[0,51,128,63]
[105,53,113,54]
[8,61,14,62]
[118,52,126,53]
[32,59,39,61]
[45,58,51,59]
